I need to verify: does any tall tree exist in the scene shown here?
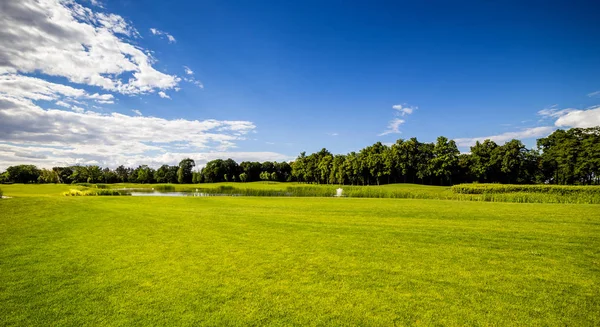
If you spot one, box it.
[177,158,195,184]
[431,136,459,185]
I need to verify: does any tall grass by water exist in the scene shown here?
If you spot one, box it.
[63,188,129,196]
[188,183,600,204]
[4,182,600,204]
[451,183,600,204]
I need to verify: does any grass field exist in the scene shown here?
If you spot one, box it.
[1,185,599,325]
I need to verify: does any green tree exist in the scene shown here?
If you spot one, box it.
[470,140,500,183]
[135,165,154,184]
[431,136,459,185]
[38,169,59,183]
[6,165,41,183]
[177,158,195,184]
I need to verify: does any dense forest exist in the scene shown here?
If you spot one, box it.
[1,127,599,185]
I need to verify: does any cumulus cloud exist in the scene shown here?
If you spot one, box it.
[0,94,268,169]
[0,0,179,94]
[150,28,176,43]
[380,104,416,136]
[537,105,600,128]
[0,0,290,171]
[184,66,194,75]
[552,105,600,128]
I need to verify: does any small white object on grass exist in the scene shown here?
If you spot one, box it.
[336,188,343,197]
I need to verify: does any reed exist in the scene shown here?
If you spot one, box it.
[451,184,600,204]
[63,189,129,196]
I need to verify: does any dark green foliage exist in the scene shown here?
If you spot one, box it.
[134,165,155,184]
[537,127,600,184]
[69,166,103,183]
[154,165,179,183]
[0,171,9,183]
[115,165,130,183]
[5,165,40,183]
[177,158,195,184]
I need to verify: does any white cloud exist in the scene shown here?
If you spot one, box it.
[380,103,416,136]
[71,105,85,113]
[392,104,415,116]
[587,91,600,97]
[553,105,600,128]
[538,107,575,118]
[0,141,291,171]
[150,28,176,43]
[379,118,405,136]
[327,132,339,136]
[454,104,600,148]
[181,66,203,88]
[0,74,113,103]
[55,100,71,108]
[0,0,179,95]
[85,0,104,8]
[158,91,170,99]
[454,126,555,147]
[0,94,272,170]
[0,0,292,171]
[183,76,204,89]
[537,105,600,128]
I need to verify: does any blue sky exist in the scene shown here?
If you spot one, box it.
[0,0,599,168]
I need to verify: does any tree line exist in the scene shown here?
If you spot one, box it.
[1,127,599,185]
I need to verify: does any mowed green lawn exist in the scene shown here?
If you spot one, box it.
[0,194,599,325]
